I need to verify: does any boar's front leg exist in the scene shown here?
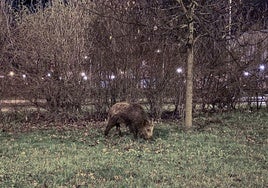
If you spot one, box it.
[104,115,122,136]
[128,124,139,139]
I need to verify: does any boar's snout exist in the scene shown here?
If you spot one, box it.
[140,123,154,139]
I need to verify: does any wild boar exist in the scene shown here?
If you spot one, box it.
[104,102,154,139]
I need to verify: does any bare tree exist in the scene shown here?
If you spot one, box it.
[1,0,267,122]
[176,0,195,128]
[3,1,95,119]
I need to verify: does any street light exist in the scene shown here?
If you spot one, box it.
[81,72,86,77]
[176,68,183,74]
[9,71,15,77]
[83,76,88,81]
[156,49,161,53]
[80,72,88,81]
[243,71,249,76]
[259,64,265,71]
[110,74,115,80]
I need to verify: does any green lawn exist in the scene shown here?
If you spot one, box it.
[0,111,267,187]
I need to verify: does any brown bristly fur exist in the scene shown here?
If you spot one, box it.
[104,102,154,139]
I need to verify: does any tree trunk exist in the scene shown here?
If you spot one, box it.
[178,0,195,128]
[185,26,194,128]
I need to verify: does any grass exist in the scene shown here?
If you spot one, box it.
[0,111,267,187]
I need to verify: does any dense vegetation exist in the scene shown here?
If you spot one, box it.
[1,1,267,120]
